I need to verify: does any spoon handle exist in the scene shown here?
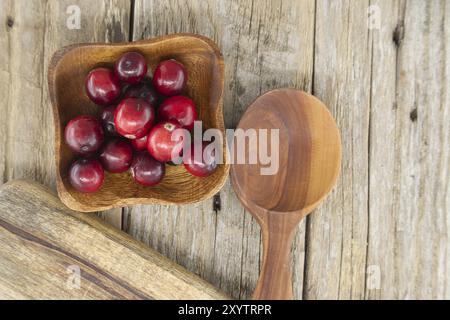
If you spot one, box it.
[253,214,298,300]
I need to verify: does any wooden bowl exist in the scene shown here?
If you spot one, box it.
[48,34,229,212]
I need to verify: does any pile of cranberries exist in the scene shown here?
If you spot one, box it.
[65,52,217,193]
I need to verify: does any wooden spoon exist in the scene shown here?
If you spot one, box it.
[230,89,341,300]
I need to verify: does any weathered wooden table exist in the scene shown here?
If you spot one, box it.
[0,0,449,299]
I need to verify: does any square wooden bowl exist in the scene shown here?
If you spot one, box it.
[48,34,229,212]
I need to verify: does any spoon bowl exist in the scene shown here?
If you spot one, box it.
[231,89,341,299]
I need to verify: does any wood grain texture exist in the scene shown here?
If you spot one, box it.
[366,0,404,300]
[303,0,373,300]
[367,0,450,299]
[0,0,50,186]
[0,180,228,300]
[127,0,315,299]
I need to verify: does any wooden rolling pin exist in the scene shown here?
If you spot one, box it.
[0,180,227,300]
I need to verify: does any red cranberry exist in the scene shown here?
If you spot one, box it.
[69,158,104,193]
[158,96,198,130]
[99,139,133,173]
[152,59,187,96]
[130,152,165,186]
[101,105,118,136]
[115,52,148,84]
[183,142,218,177]
[147,121,184,163]
[114,98,155,139]
[124,80,158,106]
[64,115,104,155]
[131,133,149,151]
[85,68,121,105]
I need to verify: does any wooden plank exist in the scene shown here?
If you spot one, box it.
[127,0,220,296]
[0,0,131,229]
[0,0,48,186]
[43,0,131,229]
[365,0,403,299]
[0,2,11,184]
[367,0,450,299]
[129,0,315,299]
[0,180,228,300]
[303,0,372,299]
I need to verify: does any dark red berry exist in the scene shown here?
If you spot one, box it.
[158,95,197,130]
[64,115,104,155]
[152,59,187,96]
[114,98,155,139]
[69,158,104,193]
[130,152,165,186]
[131,133,149,151]
[115,52,148,84]
[183,142,218,177]
[85,68,121,105]
[147,121,184,163]
[101,105,118,136]
[99,139,133,173]
[124,80,158,106]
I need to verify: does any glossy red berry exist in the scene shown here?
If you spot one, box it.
[130,152,165,186]
[101,105,118,136]
[158,96,197,130]
[152,59,187,96]
[85,68,121,105]
[131,133,149,151]
[69,158,104,193]
[147,121,184,163]
[99,139,133,173]
[183,142,218,177]
[64,115,104,155]
[124,80,158,106]
[114,98,155,139]
[115,52,148,84]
